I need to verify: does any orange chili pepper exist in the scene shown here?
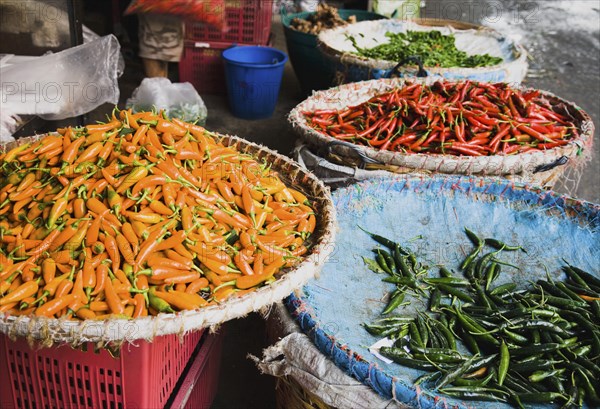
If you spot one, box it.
[185,278,209,294]
[61,136,85,164]
[132,293,148,318]
[75,307,96,320]
[42,258,56,284]
[163,271,200,284]
[91,263,108,296]
[103,278,124,315]
[0,280,39,306]
[85,120,120,133]
[234,253,255,276]
[236,256,284,290]
[35,294,77,317]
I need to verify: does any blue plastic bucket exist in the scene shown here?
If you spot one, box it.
[222,46,288,120]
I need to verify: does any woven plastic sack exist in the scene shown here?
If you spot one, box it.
[317,19,528,84]
[253,302,406,409]
[289,77,594,189]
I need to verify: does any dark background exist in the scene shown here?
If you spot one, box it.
[3,1,598,408]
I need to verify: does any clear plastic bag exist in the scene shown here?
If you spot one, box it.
[0,34,122,120]
[126,77,208,125]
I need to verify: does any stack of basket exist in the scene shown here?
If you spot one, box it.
[257,14,598,409]
[179,0,273,94]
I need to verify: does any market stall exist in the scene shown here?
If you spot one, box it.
[1,1,598,409]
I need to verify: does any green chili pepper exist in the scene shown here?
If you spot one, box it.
[496,341,509,387]
[517,392,565,403]
[428,318,456,350]
[453,368,496,386]
[484,238,522,251]
[362,256,385,274]
[439,386,509,402]
[359,227,397,249]
[382,290,405,315]
[409,321,424,348]
[576,368,600,404]
[502,329,529,345]
[374,250,393,275]
[424,277,470,286]
[566,264,600,289]
[510,343,563,357]
[415,314,429,347]
[464,228,483,247]
[428,288,441,311]
[396,254,414,279]
[484,262,501,290]
[439,266,453,278]
[148,288,174,313]
[490,283,517,295]
[437,354,479,388]
[437,284,475,303]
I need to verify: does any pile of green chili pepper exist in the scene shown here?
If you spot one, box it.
[303,81,579,156]
[349,30,503,68]
[361,228,600,408]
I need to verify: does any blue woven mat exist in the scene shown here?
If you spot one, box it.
[285,176,599,409]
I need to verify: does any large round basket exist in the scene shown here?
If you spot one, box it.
[317,18,528,84]
[281,9,386,96]
[284,175,600,408]
[0,132,337,346]
[289,77,595,188]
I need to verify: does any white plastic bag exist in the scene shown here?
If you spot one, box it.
[126,77,207,125]
[0,106,20,143]
[0,34,122,120]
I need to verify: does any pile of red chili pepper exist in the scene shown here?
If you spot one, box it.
[303,81,579,156]
[0,111,315,320]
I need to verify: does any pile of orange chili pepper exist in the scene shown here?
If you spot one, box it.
[0,110,315,320]
[303,81,579,156]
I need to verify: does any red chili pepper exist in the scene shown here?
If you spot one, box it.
[516,124,554,142]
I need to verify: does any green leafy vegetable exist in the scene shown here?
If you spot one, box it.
[349,30,503,68]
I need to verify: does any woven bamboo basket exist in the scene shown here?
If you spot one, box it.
[289,77,594,188]
[275,377,331,409]
[317,18,528,84]
[0,132,337,347]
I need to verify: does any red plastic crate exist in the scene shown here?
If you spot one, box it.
[179,40,230,95]
[185,0,273,44]
[179,39,270,95]
[0,330,203,409]
[170,330,224,409]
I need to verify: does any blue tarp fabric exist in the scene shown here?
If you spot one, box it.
[285,176,599,409]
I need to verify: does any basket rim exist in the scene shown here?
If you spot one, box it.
[316,18,528,72]
[0,132,337,345]
[288,77,594,177]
